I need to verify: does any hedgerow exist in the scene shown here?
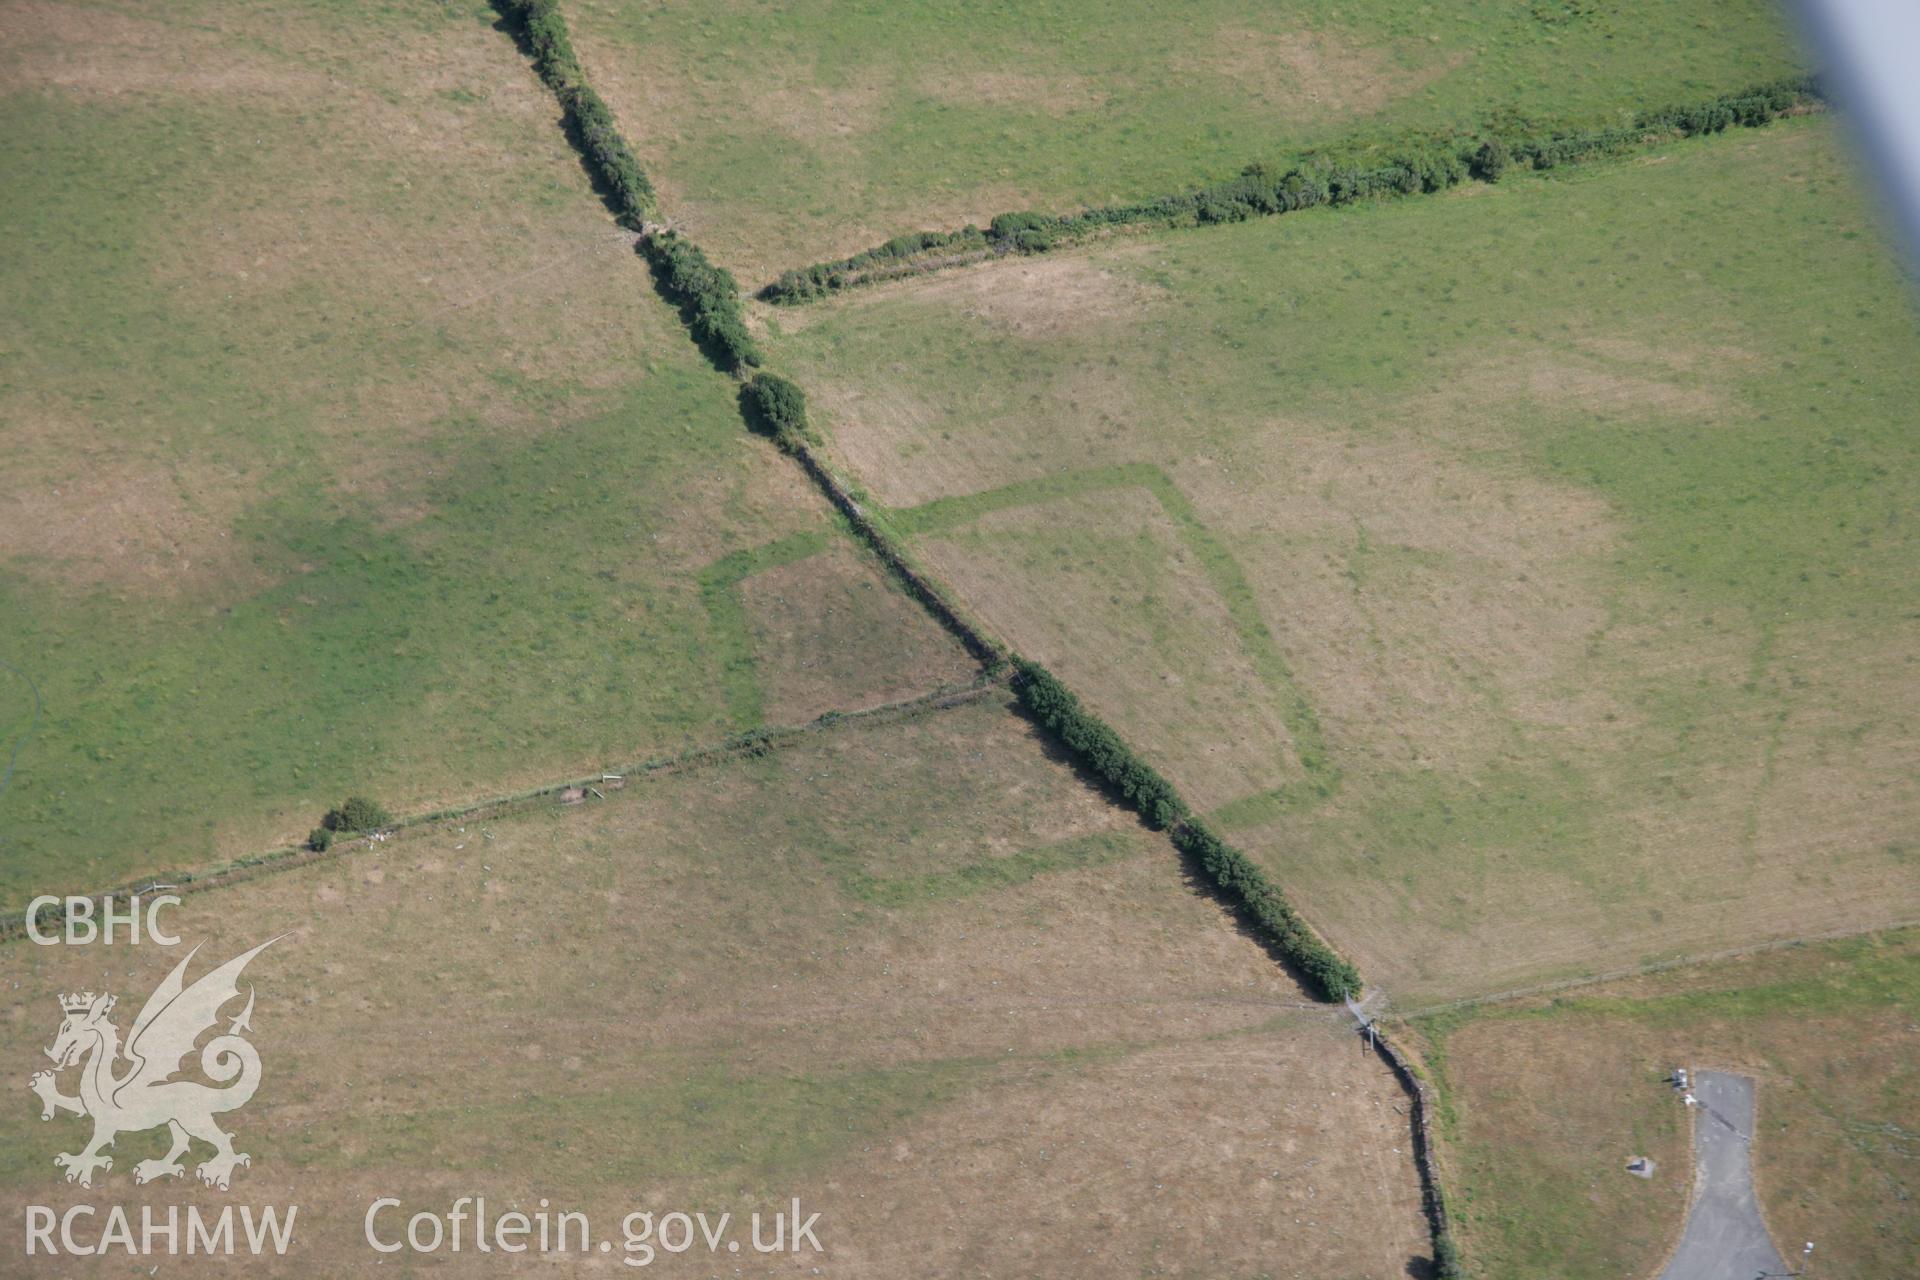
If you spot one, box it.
[1010,659,1187,830]
[641,231,762,372]
[760,76,1821,302]
[502,0,655,226]
[1170,818,1360,1002]
[1009,658,1360,1001]
[742,372,810,447]
[762,227,990,303]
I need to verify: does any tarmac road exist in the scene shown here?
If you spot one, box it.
[1659,1070,1790,1280]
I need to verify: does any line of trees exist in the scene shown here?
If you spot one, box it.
[503,1,759,373]
[762,229,995,303]
[1010,659,1360,1001]
[1012,659,1188,829]
[760,76,1822,303]
[502,0,1364,1006]
[641,231,762,372]
[502,0,655,227]
[1170,818,1361,1002]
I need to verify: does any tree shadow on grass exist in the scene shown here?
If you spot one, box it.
[1165,837,1347,1004]
[1002,701,1339,1002]
[635,241,752,378]
[735,380,783,443]
[487,1,640,233]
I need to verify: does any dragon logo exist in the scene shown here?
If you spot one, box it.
[27,937,281,1190]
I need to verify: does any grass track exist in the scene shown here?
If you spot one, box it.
[699,530,837,727]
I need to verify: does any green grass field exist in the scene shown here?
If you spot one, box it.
[0,0,971,903]
[565,0,1804,280]
[6,3,1916,1272]
[1410,929,1920,1279]
[771,117,1920,1001]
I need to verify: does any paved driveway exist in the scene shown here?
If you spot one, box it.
[1658,1071,1789,1280]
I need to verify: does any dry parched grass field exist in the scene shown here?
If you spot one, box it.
[771,118,1920,1004]
[0,699,1427,1275]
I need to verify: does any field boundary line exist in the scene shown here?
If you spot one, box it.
[0,672,1005,944]
[1390,917,1920,1021]
[1347,1000,1457,1270]
[784,442,1007,665]
[891,463,1335,790]
[755,80,1824,303]
[489,2,1439,1267]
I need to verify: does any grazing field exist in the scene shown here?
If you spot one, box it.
[1407,929,1920,1280]
[0,699,1428,1276]
[712,529,977,730]
[772,118,1920,1002]
[906,480,1309,812]
[563,0,1804,281]
[0,0,974,902]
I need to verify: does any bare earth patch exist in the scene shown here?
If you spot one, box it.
[0,430,259,597]
[1178,27,1446,116]
[847,247,1165,340]
[0,0,316,99]
[793,252,1168,508]
[741,74,889,144]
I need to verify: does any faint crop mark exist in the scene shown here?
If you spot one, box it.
[697,529,834,730]
[888,463,1338,807]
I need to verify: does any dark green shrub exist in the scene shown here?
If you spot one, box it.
[308,827,334,852]
[1470,136,1511,182]
[1010,659,1187,829]
[988,211,1052,237]
[1170,819,1361,1001]
[1008,657,1360,1002]
[642,232,761,372]
[742,372,810,445]
[989,212,1060,253]
[322,795,392,834]
[560,84,654,225]
[1435,1236,1466,1279]
[761,227,990,302]
[725,728,777,758]
[514,0,578,84]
